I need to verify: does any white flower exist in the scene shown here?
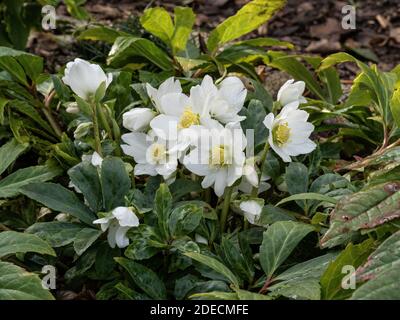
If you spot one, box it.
[62,58,113,101]
[149,75,247,153]
[183,123,246,197]
[121,131,178,182]
[81,151,103,167]
[123,108,155,132]
[146,77,182,113]
[189,75,246,124]
[240,200,263,224]
[277,79,307,107]
[263,104,316,162]
[242,158,259,188]
[65,102,80,114]
[195,234,208,245]
[93,207,139,248]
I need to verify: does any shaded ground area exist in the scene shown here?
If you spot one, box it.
[28,0,400,78]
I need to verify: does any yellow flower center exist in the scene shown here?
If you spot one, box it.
[150,143,166,162]
[273,122,291,146]
[210,145,229,166]
[178,107,200,129]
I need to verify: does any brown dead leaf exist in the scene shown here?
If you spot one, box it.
[390,27,400,43]
[306,39,341,53]
[309,18,342,41]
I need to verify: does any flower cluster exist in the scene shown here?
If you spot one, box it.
[62,59,316,248]
[121,75,253,196]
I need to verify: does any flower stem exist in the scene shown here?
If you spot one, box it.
[96,103,113,140]
[43,90,62,138]
[91,101,102,156]
[220,186,233,233]
[251,142,270,197]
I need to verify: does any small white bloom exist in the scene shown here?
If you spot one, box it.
[62,58,113,101]
[189,75,246,124]
[65,102,80,114]
[73,122,92,139]
[240,200,263,224]
[81,151,103,167]
[121,131,178,182]
[123,107,155,132]
[146,77,182,113]
[91,151,103,167]
[195,234,208,245]
[263,104,316,162]
[93,207,139,248]
[277,79,307,107]
[242,158,259,188]
[183,123,246,197]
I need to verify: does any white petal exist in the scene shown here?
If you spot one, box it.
[121,132,149,163]
[263,113,275,129]
[91,152,103,167]
[134,163,158,176]
[219,76,247,112]
[150,114,179,140]
[214,169,228,197]
[115,226,131,248]
[122,108,155,132]
[240,200,262,224]
[159,93,189,116]
[112,207,140,227]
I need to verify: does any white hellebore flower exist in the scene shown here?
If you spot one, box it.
[263,104,316,162]
[81,151,103,167]
[240,200,263,225]
[189,75,246,124]
[93,207,139,248]
[123,108,155,132]
[277,79,307,107]
[62,58,113,101]
[121,131,178,182]
[146,77,182,113]
[184,123,246,197]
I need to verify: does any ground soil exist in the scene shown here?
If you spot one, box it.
[28,0,400,94]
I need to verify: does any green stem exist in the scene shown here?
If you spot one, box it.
[43,90,62,138]
[251,142,270,197]
[96,103,113,140]
[220,186,233,233]
[91,101,102,157]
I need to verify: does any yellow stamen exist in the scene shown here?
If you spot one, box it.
[150,143,166,163]
[210,145,228,166]
[178,107,200,129]
[273,122,291,146]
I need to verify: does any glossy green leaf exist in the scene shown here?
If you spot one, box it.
[320,182,400,248]
[185,251,240,288]
[207,0,286,53]
[0,261,54,300]
[73,228,103,256]
[101,157,131,211]
[20,182,96,225]
[68,161,102,212]
[320,240,373,300]
[171,7,195,54]
[259,221,314,278]
[0,165,61,198]
[27,222,86,247]
[108,36,173,71]
[115,257,167,299]
[0,138,28,176]
[0,231,55,258]
[140,7,174,45]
